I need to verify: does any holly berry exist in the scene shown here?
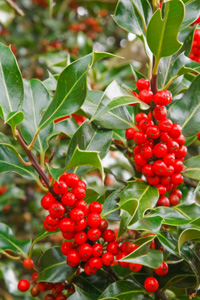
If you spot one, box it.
[74,231,87,245]
[63,172,79,187]
[41,193,56,210]
[59,218,75,232]
[102,252,114,266]
[71,187,86,200]
[126,128,136,139]
[89,201,102,214]
[146,125,160,139]
[87,228,101,241]
[79,243,93,260]
[61,192,76,206]
[67,249,80,267]
[154,261,168,276]
[92,243,103,257]
[31,285,40,297]
[157,196,170,207]
[153,106,167,120]
[70,208,84,222]
[49,202,65,219]
[89,257,102,270]
[61,241,73,255]
[87,212,101,228]
[23,258,34,270]
[154,90,172,106]
[135,112,148,124]
[144,277,159,292]
[129,263,143,272]
[18,279,30,292]
[139,90,153,104]
[136,78,150,91]
[102,229,115,242]
[53,180,68,194]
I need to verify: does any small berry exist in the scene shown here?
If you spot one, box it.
[46,215,59,226]
[102,229,115,242]
[61,192,76,206]
[146,125,160,139]
[89,257,102,270]
[126,128,136,139]
[87,212,101,228]
[144,277,159,292]
[23,258,34,270]
[152,161,167,176]
[133,131,147,144]
[92,243,103,257]
[169,123,182,139]
[153,106,167,120]
[41,193,56,210]
[107,242,120,255]
[18,279,30,292]
[49,202,65,219]
[138,90,153,104]
[146,175,160,186]
[74,218,87,232]
[171,173,183,185]
[169,194,179,206]
[59,218,75,233]
[136,78,150,91]
[79,243,93,259]
[31,285,40,297]
[134,154,147,167]
[74,231,87,245]
[154,90,172,106]
[102,252,114,266]
[158,118,173,132]
[157,196,170,207]
[71,187,86,200]
[142,164,154,177]
[116,252,129,268]
[87,228,101,241]
[70,208,84,222]
[53,180,68,194]
[89,202,102,214]
[129,263,143,272]
[153,143,167,158]
[64,172,79,187]
[154,261,168,276]
[84,262,96,276]
[135,113,148,124]
[67,249,80,267]
[61,241,73,255]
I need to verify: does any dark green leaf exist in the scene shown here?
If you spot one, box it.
[147,0,184,60]
[0,43,24,128]
[52,118,79,139]
[157,232,178,255]
[122,249,163,269]
[128,216,163,233]
[101,189,121,220]
[68,285,99,300]
[0,222,31,257]
[82,90,133,129]
[180,0,200,31]
[178,228,200,253]
[38,247,76,282]
[169,75,200,137]
[184,155,200,180]
[20,79,53,153]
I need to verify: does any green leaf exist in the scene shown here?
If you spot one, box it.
[43,71,57,91]
[67,147,104,179]
[122,248,163,269]
[113,0,152,36]
[119,180,159,218]
[0,222,31,257]
[147,0,185,60]
[178,228,200,254]
[180,0,200,31]
[0,43,24,128]
[68,285,99,300]
[128,216,163,233]
[157,232,178,255]
[38,54,92,131]
[52,118,79,139]
[33,228,59,245]
[82,90,133,129]
[101,189,121,220]
[184,155,200,181]
[99,280,144,300]
[38,247,76,282]
[0,1,15,26]
[169,75,200,137]
[20,79,53,153]
[118,200,139,237]
[0,145,38,181]
[90,81,148,122]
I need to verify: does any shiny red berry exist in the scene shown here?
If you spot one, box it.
[134,154,147,167]
[154,90,172,106]
[153,143,167,158]
[158,118,173,132]
[59,218,75,232]
[84,262,96,276]
[75,200,88,215]
[64,172,79,187]
[116,252,129,268]
[142,164,154,177]
[99,219,108,232]
[146,175,160,186]
[79,243,93,259]
[152,161,167,176]
[89,202,102,214]
[169,123,182,139]
[67,249,80,267]
[171,173,183,185]
[61,192,76,206]
[46,215,59,226]
[71,187,86,200]
[18,279,30,292]
[87,212,101,228]
[169,194,179,206]
[74,218,87,232]
[135,113,148,124]
[53,180,68,194]
[163,153,175,166]
[70,208,84,222]
[136,78,150,91]
[49,202,65,219]
[61,241,73,255]
[157,196,170,207]
[102,252,114,266]
[144,277,159,292]
[92,243,103,257]
[153,106,167,120]
[126,128,136,139]
[133,131,147,144]
[89,257,102,270]
[139,118,154,132]
[102,229,115,242]
[146,125,160,139]
[129,263,143,272]
[41,193,56,210]
[156,184,167,195]
[107,242,120,255]
[74,231,87,245]
[87,228,101,241]
[23,258,34,270]
[138,90,153,104]
[154,261,168,276]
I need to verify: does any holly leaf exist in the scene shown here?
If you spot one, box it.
[0,223,31,257]
[147,0,185,60]
[183,155,200,181]
[20,79,53,153]
[0,43,24,129]
[178,228,200,254]
[169,75,200,137]
[128,216,163,233]
[68,285,99,300]
[38,247,76,282]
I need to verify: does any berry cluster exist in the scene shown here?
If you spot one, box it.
[189,29,200,63]
[18,276,70,299]
[126,79,187,207]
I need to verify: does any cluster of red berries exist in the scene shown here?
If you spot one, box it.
[18,271,70,299]
[126,78,186,207]
[189,29,200,63]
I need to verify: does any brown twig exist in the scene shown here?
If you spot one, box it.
[16,131,56,196]
[183,177,197,188]
[6,0,24,17]
[103,265,120,281]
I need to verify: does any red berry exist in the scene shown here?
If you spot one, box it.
[169,194,179,206]
[197,132,200,140]
[116,252,129,268]
[89,257,102,270]
[129,263,143,272]
[87,212,101,228]
[171,173,183,185]
[156,184,167,195]
[163,153,175,166]
[134,154,147,167]
[75,200,88,215]
[160,132,171,143]
[79,243,93,259]
[139,119,154,132]
[166,165,174,176]
[74,218,87,232]
[175,145,187,159]
[135,113,148,124]
[70,208,84,222]
[45,294,55,300]
[133,131,147,144]
[146,175,160,186]
[62,231,75,240]
[46,215,59,226]
[160,176,171,186]
[64,172,79,187]
[74,231,87,245]
[18,279,30,292]
[142,164,154,177]
[154,261,168,276]
[77,180,87,189]
[71,187,86,200]
[157,196,170,207]
[102,229,115,242]
[43,220,59,232]
[136,79,150,91]
[89,202,102,214]
[41,193,56,210]
[144,277,159,292]
[154,90,172,106]
[31,272,38,284]
[167,141,179,154]
[152,161,167,176]
[169,123,182,139]
[125,243,138,254]
[31,285,40,297]
[61,241,73,255]
[158,118,173,132]
[23,258,34,270]
[126,128,136,139]
[138,90,153,104]
[170,189,182,199]
[67,249,80,267]
[99,219,108,232]
[49,202,65,219]
[38,282,53,292]
[140,146,153,159]
[174,134,185,146]
[87,228,101,241]
[55,294,67,300]
[153,106,167,120]
[53,180,68,194]
[61,192,76,206]
[107,242,120,255]
[84,262,96,275]
[59,218,75,232]
[102,252,114,266]
[153,143,167,158]
[173,160,184,173]
[54,282,65,293]
[146,125,160,139]
[92,243,103,257]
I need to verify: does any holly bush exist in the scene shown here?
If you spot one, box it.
[1,0,200,300]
